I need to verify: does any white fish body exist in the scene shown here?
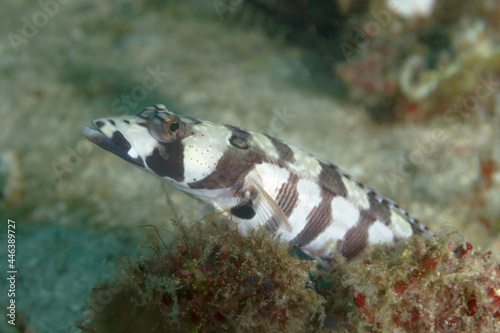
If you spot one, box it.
[83,105,430,268]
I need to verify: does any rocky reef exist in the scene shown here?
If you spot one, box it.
[79,212,500,332]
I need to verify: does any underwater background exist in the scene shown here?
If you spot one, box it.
[1,0,500,331]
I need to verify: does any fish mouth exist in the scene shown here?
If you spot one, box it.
[82,124,106,146]
[82,121,145,167]
[82,121,111,149]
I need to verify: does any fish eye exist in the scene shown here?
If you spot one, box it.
[169,120,180,133]
[147,115,185,143]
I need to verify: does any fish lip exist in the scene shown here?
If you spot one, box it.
[82,125,105,145]
[82,122,145,167]
[82,122,116,153]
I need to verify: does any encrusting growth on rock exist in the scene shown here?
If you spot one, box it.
[78,216,325,332]
[322,232,500,332]
[78,212,500,332]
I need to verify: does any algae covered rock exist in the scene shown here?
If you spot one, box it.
[324,232,500,332]
[78,217,325,332]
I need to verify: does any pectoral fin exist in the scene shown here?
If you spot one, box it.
[251,177,293,233]
[197,201,216,221]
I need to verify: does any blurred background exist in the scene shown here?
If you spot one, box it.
[1,0,500,331]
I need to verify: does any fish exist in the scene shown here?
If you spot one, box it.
[83,104,431,268]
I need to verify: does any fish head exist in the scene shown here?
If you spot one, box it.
[83,105,194,188]
[83,104,236,194]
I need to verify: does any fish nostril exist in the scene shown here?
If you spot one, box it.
[94,120,105,128]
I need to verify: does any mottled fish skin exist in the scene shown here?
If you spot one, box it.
[83,104,431,268]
